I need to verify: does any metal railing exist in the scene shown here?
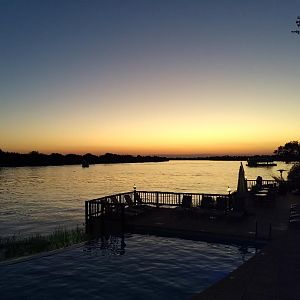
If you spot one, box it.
[85,191,134,219]
[85,190,230,227]
[85,181,280,227]
[246,179,278,190]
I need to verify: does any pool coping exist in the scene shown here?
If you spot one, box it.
[126,224,267,247]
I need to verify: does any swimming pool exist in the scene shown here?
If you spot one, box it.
[0,234,258,299]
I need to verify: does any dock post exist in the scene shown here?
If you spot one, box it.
[121,203,125,231]
[85,201,89,234]
[101,202,105,235]
[133,184,137,205]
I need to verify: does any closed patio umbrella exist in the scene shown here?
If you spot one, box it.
[237,162,248,198]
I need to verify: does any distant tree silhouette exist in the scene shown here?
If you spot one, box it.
[274,141,300,162]
[0,150,168,167]
[288,163,300,193]
[291,16,300,35]
[274,141,300,193]
[83,153,98,164]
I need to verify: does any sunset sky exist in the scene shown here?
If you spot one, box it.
[1,0,300,156]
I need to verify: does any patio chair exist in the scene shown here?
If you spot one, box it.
[191,196,216,219]
[201,196,215,210]
[175,195,193,217]
[110,195,119,205]
[215,197,228,211]
[103,196,122,217]
[124,194,148,217]
[182,195,192,208]
[124,194,134,206]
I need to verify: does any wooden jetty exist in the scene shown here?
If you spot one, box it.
[85,179,281,241]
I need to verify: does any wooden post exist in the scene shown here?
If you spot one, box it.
[85,201,89,234]
[134,189,137,205]
[101,202,105,235]
[156,192,159,208]
[133,185,137,205]
[121,203,125,231]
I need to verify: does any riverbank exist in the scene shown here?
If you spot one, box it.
[0,151,168,167]
[0,227,87,261]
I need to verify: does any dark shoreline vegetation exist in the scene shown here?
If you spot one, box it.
[0,227,87,262]
[0,150,169,167]
[0,149,289,167]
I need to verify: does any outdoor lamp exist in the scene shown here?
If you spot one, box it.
[133,184,136,191]
[227,186,232,195]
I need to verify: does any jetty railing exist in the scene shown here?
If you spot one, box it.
[85,191,134,219]
[85,191,230,230]
[85,180,279,229]
[246,179,278,190]
[136,191,229,207]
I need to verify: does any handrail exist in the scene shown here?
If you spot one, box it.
[85,182,281,226]
[85,190,230,230]
[246,179,278,190]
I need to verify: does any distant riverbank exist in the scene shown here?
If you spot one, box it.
[0,150,168,167]
[0,149,284,168]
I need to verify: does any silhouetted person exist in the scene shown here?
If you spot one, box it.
[256,176,263,189]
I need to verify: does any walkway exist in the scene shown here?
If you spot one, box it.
[192,193,300,300]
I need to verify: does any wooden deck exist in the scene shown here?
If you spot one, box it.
[85,179,282,242]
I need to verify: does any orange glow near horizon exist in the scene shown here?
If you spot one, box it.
[2,73,300,156]
[1,131,295,157]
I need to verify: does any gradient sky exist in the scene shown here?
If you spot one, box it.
[1,0,300,155]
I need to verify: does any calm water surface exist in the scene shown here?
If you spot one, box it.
[0,160,290,237]
[0,233,258,300]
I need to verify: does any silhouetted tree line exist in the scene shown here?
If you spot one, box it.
[171,155,278,161]
[0,150,168,167]
[291,16,300,35]
[272,141,300,194]
[273,141,300,162]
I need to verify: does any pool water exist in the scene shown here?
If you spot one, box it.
[0,234,258,299]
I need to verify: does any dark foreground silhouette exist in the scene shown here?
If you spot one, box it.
[0,150,169,167]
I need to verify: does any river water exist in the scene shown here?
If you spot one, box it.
[0,160,290,237]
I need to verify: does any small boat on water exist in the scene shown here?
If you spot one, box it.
[247,158,277,167]
[82,160,89,168]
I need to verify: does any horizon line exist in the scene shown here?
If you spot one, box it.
[0,149,275,158]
